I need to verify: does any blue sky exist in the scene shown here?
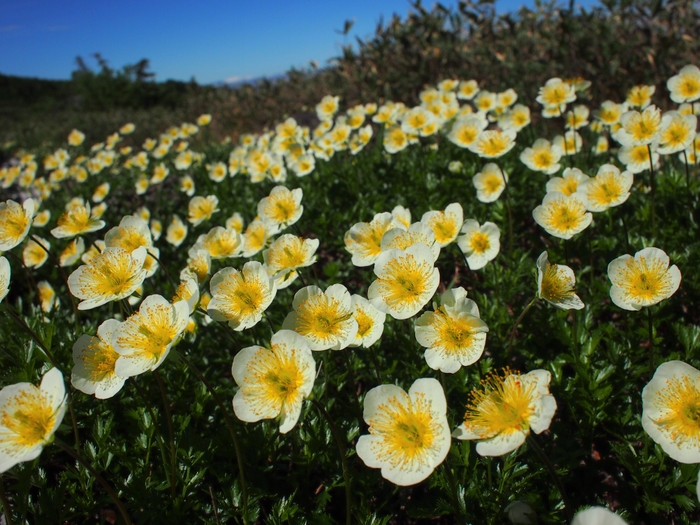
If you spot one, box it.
[0,0,600,85]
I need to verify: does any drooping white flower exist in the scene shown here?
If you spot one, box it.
[453,369,556,456]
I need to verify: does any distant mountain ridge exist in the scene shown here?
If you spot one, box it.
[211,72,287,88]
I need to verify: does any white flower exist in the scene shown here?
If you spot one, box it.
[72,319,126,399]
[576,164,633,212]
[368,244,440,320]
[112,295,189,377]
[0,256,10,303]
[642,361,700,464]
[545,167,590,196]
[232,330,316,433]
[0,198,36,251]
[208,262,277,331]
[257,186,303,235]
[532,192,592,240]
[68,247,148,310]
[667,65,700,104]
[0,368,67,473]
[349,295,386,348]
[420,203,463,247]
[415,287,488,373]
[356,378,450,486]
[344,212,395,267]
[283,284,357,351]
[520,139,562,174]
[381,222,440,262]
[537,251,584,310]
[453,369,556,456]
[607,247,681,311]
[571,507,628,525]
[457,220,500,270]
[472,164,508,203]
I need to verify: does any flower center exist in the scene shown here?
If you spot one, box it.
[469,232,491,254]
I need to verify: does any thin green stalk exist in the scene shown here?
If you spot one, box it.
[209,486,222,525]
[148,252,178,294]
[131,380,170,486]
[262,311,276,336]
[526,435,573,523]
[3,250,38,298]
[683,149,693,213]
[153,370,177,499]
[442,462,463,521]
[503,177,513,253]
[30,234,79,316]
[620,212,631,254]
[69,397,80,447]
[178,353,248,522]
[648,307,655,376]
[3,304,59,368]
[506,297,538,359]
[647,144,657,238]
[0,477,14,525]
[55,439,133,525]
[310,399,352,525]
[296,269,309,288]
[340,351,364,428]
[455,243,470,270]
[368,349,383,383]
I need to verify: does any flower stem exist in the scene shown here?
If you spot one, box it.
[647,144,657,238]
[684,149,693,213]
[506,297,538,359]
[30,234,79,316]
[55,439,133,525]
[501,164,514,253]
[69,397,80,447]
[526,434,572,523]
[3,304,59,368]
[310,399,352,525]
[442,462,463,520]
[648,306,655,376]
[178,353,248,523]
[296,269,309,288]
[131,380,171,487]
[3,249,38,298]
[148,251,178,294]
[0,477,14,525]
[262,311,276,336]
[153,370,177,499]
[340,351,364,429]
